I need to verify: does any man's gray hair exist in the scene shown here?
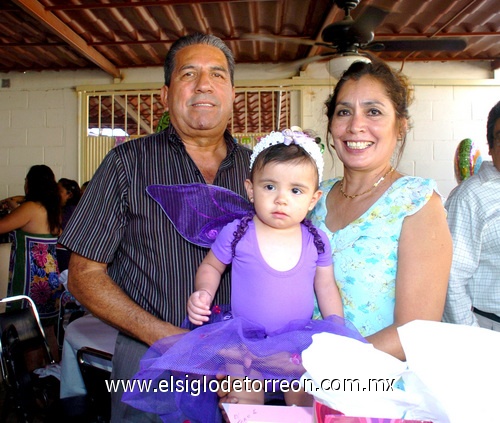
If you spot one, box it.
[164,33,235,87]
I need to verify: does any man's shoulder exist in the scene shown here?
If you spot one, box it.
[451,162,499,194]
[447,175,481,201]
[445,166,497,207]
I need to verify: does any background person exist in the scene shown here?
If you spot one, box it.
[0,164,62,363]
[443,101,500,329]
[309,57,452,361]
[58,178,81,230]
[57,178,81,271]
[59,33,251,422]
[80,180,89,196]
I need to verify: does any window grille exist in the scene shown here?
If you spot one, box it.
[79,87,298,182]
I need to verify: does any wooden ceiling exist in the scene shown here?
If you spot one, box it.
[1,0,499,79]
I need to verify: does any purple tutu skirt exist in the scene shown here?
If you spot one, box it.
[122,306,365,423]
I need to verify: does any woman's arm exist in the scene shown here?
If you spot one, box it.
[367,193,452,360]
[314,264,344,318]
[0,201,33,234]
[0,195,25,211]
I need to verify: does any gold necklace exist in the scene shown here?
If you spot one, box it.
[339,167,395,199]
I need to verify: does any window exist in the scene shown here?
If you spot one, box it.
[78,86,299,182]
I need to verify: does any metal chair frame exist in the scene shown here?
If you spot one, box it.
[0,295,57,422]
[0,295,54,385]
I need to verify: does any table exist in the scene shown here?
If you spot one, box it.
[59,313,118,398]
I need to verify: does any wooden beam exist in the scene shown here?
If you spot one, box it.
[12,0,121,78]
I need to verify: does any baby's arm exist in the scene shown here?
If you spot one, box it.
[314,264,344,318]
[188,250,227,325]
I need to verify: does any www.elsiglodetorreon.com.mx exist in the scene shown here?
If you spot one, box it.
[106,376,397,397]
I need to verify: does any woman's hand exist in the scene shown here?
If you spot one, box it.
[0,196,25,212]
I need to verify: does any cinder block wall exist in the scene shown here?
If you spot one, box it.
[1,63,499,199]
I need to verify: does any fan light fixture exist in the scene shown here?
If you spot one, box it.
[326,54,371,79]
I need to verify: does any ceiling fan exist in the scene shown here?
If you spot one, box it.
[245,0,467,77]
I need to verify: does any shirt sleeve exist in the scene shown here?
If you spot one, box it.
[59,148,129,263]
[442,189,480,326]
[210,220,239,265]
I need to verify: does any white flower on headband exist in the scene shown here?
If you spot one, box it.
[249,126,324,181]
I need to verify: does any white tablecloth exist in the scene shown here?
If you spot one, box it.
[59,313,118,398]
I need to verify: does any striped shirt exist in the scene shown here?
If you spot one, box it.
[443,161,500,325]
[59,125,252,326]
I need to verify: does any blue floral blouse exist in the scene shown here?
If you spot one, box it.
[309,176,438,337]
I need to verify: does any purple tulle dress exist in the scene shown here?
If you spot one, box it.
[122,308,366,422]
[121,184,366,422]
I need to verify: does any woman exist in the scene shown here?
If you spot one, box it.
[58,178,81,230]
[57,178,81,271]
[309,57,452,360]
[0,164,62,361]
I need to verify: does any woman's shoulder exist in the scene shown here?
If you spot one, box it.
[396,175,436,188]
[393,175,439,197]
[387,175,441,216]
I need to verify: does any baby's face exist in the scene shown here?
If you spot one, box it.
[245,160,322,230]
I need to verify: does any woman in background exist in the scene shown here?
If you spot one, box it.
[0,164,62,362]
[58,178,81,230]
[309,57,452,360]
[57,178,81,271]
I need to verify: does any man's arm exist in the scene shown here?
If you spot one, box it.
[68,253,186,346]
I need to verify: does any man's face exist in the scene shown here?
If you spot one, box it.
[491,118,500,172]
[162,44,235,142]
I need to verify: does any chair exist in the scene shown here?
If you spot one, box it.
[77,346,113,422]
[0,295,58,422]
[56,288,85,356]
[44,346,113,423]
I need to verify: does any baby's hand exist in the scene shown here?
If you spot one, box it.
[187,290,212,325]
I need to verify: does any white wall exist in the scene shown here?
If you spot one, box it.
[0,70,113,197]
[0,61,499,199]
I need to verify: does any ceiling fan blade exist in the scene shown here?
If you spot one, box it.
[372,38,467,52]
[242,33,332,49]
[271,53,336,71]
[350,5,390,43]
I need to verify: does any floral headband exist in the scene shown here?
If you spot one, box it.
[249,126,324,181]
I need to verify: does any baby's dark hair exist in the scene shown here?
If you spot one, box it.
[230,211,325,257]
[231,143,325,256]
[249,143,319,186]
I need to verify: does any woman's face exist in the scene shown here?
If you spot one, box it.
[329,75,404,171]
[58,183,71,206]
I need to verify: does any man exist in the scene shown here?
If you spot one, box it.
[59,33,251,421]
[443,101,500,329]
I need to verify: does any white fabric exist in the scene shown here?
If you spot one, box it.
[59,313,118,398]
[302,320,500,422]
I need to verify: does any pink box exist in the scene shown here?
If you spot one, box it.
[314,401,432,423]
[223,403,313,422]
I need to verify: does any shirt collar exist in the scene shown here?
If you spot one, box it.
[478,160,500,183]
